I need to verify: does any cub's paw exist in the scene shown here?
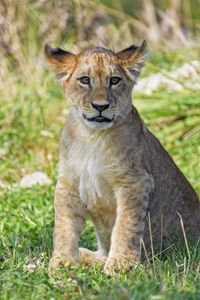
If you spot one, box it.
[49,255,79,272]
[79,248,107,266]
[104,255,136,276]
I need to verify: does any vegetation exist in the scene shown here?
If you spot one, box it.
[0,1,199,299]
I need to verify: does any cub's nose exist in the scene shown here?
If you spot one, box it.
[91,103,110,112]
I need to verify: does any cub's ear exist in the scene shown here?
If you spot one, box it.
[44,44,77,81]
[117,40,147,81]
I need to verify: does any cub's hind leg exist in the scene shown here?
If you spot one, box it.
[79,211,115,266]
[79,248,107,265]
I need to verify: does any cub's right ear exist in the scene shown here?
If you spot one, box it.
[44,44,77,80]
[117,40,147,81]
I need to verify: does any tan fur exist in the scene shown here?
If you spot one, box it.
[45,43,200,275]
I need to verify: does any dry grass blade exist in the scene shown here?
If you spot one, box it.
[158,9,189,46]
[140,238,151,265]
[147,212,156,278]
[141,0,160,44]
[73,0,147,32]
[177,212,191,281]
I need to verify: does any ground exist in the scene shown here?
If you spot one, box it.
[0,46,200,300]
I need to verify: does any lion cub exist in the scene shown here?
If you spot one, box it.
[45,42,200,275]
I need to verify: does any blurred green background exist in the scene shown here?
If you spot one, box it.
[0,0,199,186]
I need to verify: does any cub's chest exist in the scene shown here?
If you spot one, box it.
[67,140,116,207]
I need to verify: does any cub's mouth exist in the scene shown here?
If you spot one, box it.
[87,116,112,123]
[83,114,113,123]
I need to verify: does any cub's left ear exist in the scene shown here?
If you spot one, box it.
[44,44,77,81]
[117,40,147,81]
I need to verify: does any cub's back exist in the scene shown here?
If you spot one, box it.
[142,128,200,250]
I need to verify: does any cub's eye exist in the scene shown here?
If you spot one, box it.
[78,76,90,85]
[110,76,122,86]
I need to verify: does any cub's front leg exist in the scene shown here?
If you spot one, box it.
[49,176,84,270]
[104,173,153,275]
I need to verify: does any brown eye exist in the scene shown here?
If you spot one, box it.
[110,76,122,86]
[78,76,90,85]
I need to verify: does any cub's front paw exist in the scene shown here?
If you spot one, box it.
[49,254,79,272]
[104,255,137,276]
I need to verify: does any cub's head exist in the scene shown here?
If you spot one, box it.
[44,42,147,130]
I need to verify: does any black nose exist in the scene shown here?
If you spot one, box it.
[91,103,110,112]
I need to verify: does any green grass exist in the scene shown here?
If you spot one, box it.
[0,40,200,299]
[0,187,200,300]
